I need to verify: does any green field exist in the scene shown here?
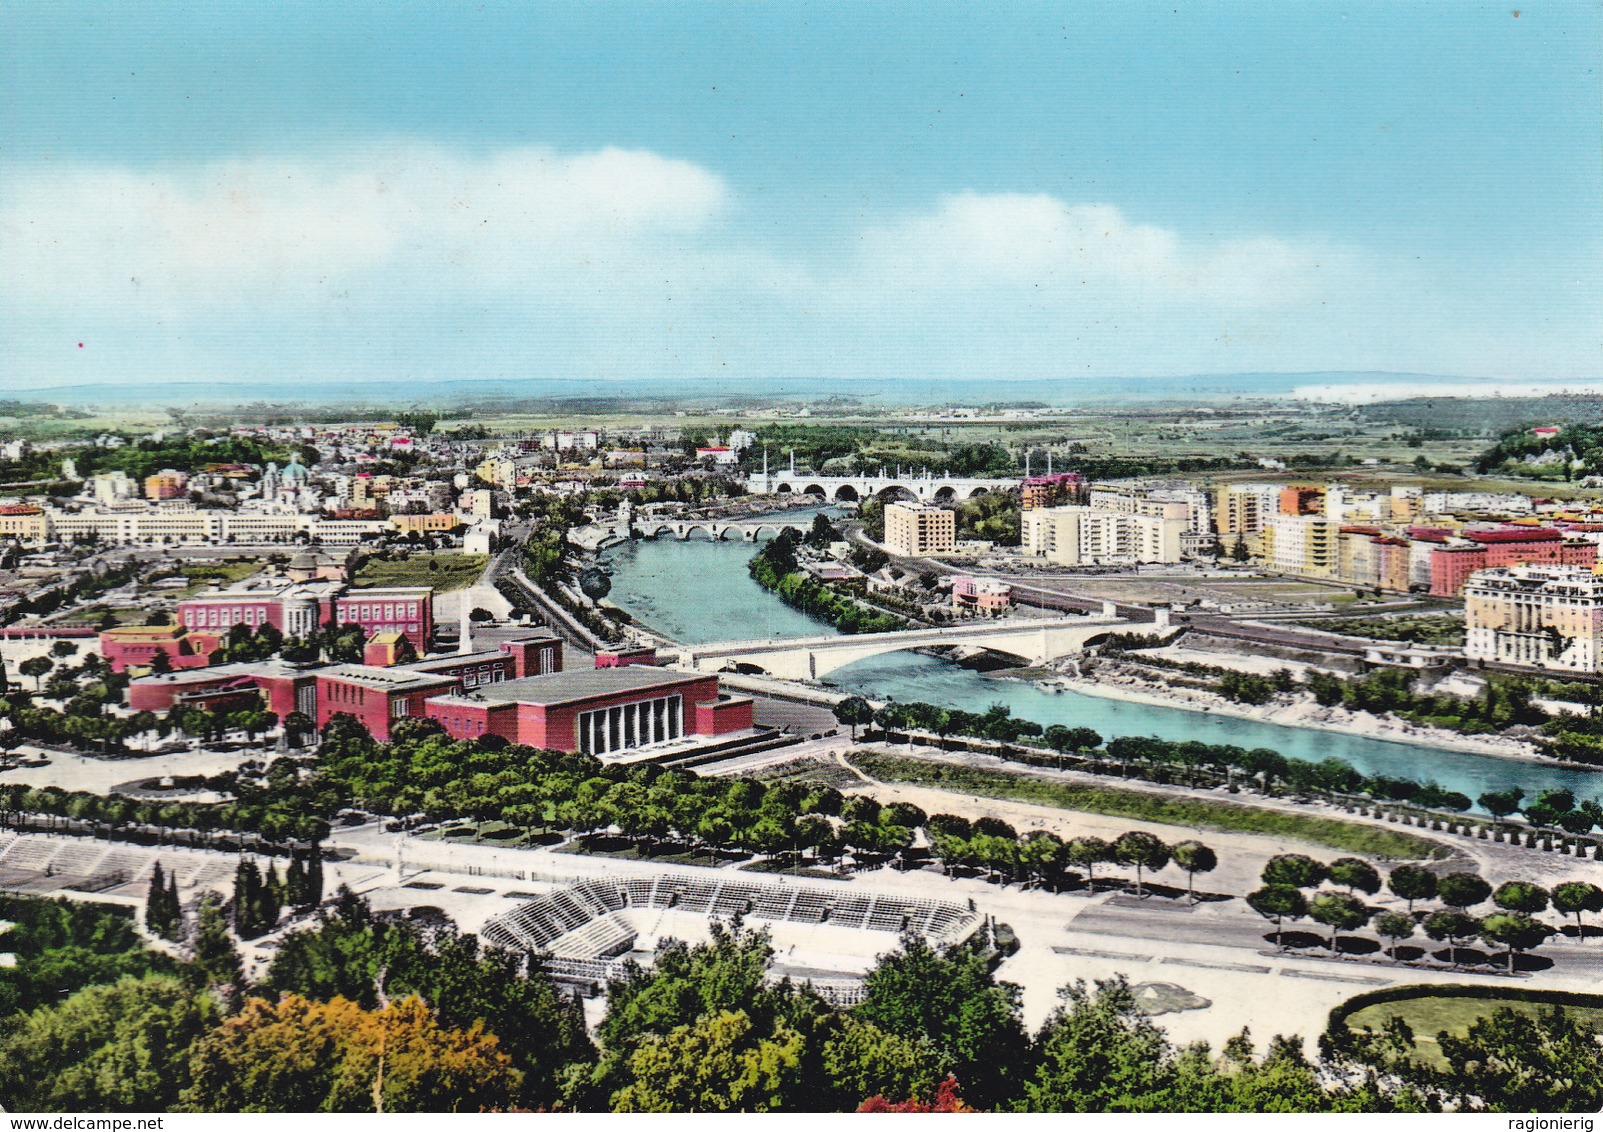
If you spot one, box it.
[171,561,265,597]
[850,752,1445,859]
[1346,995,1603,1068]
[355,552,487,592]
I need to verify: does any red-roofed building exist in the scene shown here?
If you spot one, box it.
[1429,527,1597,596]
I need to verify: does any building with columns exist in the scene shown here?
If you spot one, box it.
[426,666,751,754]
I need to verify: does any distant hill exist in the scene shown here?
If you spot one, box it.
[1360,394,1603,431]
[3,371,1589,410]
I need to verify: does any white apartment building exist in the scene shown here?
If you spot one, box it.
[1084,488,1208,532]
[1265,514,1341,578]
[1021,505,1185,565]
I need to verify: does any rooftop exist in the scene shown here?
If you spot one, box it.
[450,666,706,707]
[318,664,459,692]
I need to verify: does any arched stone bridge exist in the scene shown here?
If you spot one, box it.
[634,517,814,542]
[745,470,1013,503]
[674,613,1159,682]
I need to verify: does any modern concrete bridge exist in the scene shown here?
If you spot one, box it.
[745,469,1012,503]
[674,612,1159,681]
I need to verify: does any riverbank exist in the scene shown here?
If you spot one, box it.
[1039,667,1563,766]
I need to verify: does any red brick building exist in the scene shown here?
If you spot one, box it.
[333,587,434,652]
[100,625,223,674]
[316,665,458,741]
[425,666,752,754]
[1429,528,1598,596]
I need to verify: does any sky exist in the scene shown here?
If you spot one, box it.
[1,1,1600,392]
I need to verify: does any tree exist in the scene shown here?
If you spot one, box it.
[1386,864,1438,913]
[1372,911,1414,962]
[1435,1005,1603,1112]
[145,861,181,941]
[1023,976,1188,1113]
[611,1008,806,1112]
[1327,857,1381,896]
[1170,841,1217,904]
[1551,880,1603,938]
[0,975,218,1112]
[1436,872,1492,911]
[19,655,53,692]
[853,937,1028,1111]
[1491,880,1549,916]
[50,639,78,658]
[823,1016,941,1109]
[1423,910,1481,967]
[1066,837,1114,888]
[1477,912,1554,973]
[265,894,589,1109]
[192,892,242,986]
[1477,788,1524,823]
[1112,831,1169,897]
[1247,886,1308,951]
[181,993,521,1113]
[859,1075,974,1113]
[832,695,874,740]
[1260,854,1326,889]
[1308,892,1371,954]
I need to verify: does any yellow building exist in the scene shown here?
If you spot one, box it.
[0,504,48,542]
[390,512,459,535]
[1464,564,1603,672]
[1214,483,1282,535]
[883,502,956,557]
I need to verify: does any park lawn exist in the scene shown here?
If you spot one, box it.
[173,561,265,597]
[1346,996,1603,1069]
[850,752,1446,860]
[355,553,488,593]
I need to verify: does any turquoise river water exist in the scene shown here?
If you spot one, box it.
[600,531,1602,808]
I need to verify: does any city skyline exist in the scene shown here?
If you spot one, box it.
[2,1,1600,390]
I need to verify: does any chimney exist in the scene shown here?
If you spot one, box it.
[458,601,472,655]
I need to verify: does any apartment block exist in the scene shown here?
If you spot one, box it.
[1464,565,1603,673]
[1021,505,1185,565]
[883,501,956,556]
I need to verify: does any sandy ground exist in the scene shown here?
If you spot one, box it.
[1051,670,1540,761]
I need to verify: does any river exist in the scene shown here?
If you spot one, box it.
[599,530,1603,807]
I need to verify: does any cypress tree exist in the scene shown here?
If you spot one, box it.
[286,855,307,908]
[165,869,183,939]
[261,865,283,932]
[233,859,263,938]
[305,843,324,908]
[146,862,171,937]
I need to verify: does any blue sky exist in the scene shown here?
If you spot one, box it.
[2,1,1599,391]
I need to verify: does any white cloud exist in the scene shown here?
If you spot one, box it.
[853,192,1349,307]
[0,144,727,305]
[8,144,1550,385]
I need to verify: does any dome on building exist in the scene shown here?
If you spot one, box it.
[288,551,317,570]
[281,453,310,481]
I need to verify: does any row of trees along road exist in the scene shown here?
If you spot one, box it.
[1247,853,1601,971]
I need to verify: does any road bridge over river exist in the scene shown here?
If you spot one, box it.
[675,612,1161,681]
